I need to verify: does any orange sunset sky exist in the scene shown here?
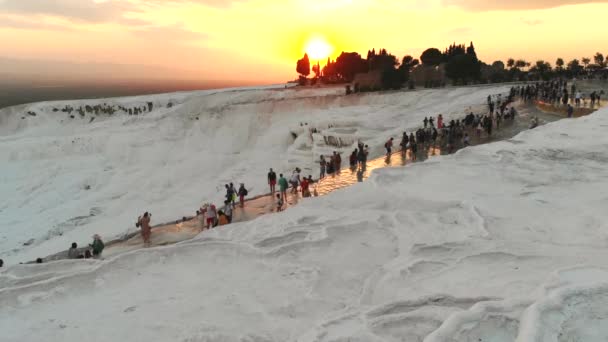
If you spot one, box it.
[1,0,607,83]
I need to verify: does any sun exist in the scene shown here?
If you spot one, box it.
[305,37,333,61]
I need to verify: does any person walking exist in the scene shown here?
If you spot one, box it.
[385,137,394,156]
[319,155,327,179]
[229,183,237,208]
[238,183,248,208]
[567,104,574,118]
[137,212,152,246]
[278,174,288,201]
[267,168,277,194]
[290,169,300,194]
[90,234,105,258]
[205,204,217,229]
[349,149,358,168]
[333,152,342,172]
[301,177,311,197]
[400,132,409,152]
[223,200,233,223]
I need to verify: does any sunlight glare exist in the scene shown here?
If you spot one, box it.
[305,37,333,60]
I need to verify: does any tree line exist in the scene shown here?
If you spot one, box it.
[296,44,608,90]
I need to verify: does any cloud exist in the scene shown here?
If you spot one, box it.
[130,25,208,42]
[0,0,133,23]
[443,0,608,11]
[0,16,71,30]
[0,0,248,25]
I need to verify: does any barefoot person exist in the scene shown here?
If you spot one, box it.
[276,194,284,212]
[267,168,277,194]
[278,173,288,201]
[205,204,217,229]
[137,212,152,246]
[238,183,248,208]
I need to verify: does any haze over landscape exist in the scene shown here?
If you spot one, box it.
[1,0,607,84]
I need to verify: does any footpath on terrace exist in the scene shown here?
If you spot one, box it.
[39,95,602,262]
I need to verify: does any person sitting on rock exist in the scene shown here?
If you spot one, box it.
[68,242,80,259]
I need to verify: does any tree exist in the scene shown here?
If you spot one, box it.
[420,48,443,66]
[491,60,505,70]
[582,57,591,69]
[507,58,515,69]
[335,52,368,82]
[466,42,477,60]
[555,58,564,70]
[369,50,398,71]
[530,60,552,80]
[567,59,583,75]
[296,53,310,77]
[594,52,605,67]
[515,59,528,70]
[312,61,321,78]
[445,54,481,85]
[398,55,419,83]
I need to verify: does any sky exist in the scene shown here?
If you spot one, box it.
[0,0,607,83]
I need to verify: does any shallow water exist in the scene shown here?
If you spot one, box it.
[47,100,580,259]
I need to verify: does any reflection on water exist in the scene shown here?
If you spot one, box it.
[313,147,442,196]
[536,100,605,117]
[88,100,590,257]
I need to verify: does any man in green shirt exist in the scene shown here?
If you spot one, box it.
[278,173,288,202]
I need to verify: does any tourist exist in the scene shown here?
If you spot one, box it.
[463,133,470,147]
[400,132,409,152]
[349,149,358,168]
[223,200,233,223]
[137,212,152,245]
[334,152,342,171]
[290,169,300,193]
[410,134,418,161]
[437,114,444,129]
[268,168,277,194]
[276,194,284,212]
[0,259,4,268]
[319,155,327,179]
[229,183,237,208]
[36,258,43,264]
[567,104,574,118]
[205,204,217,229]
[301,176,311,197]
[90,234,105,258]
[278,173,288,201]
[217,211,229,226]
[238,183,248,208]
[385,137,394,156]
[357,143,367,169]
[423,117,428,128]
[68,242,79,259]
